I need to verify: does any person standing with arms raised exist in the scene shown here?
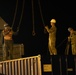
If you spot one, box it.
[45,19,57,55]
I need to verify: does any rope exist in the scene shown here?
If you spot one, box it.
[38,0,47,33]
[11,0,18,29]
[38,0,45,26]
[56,37,67,48]
[17,0,25,31]
[31,0,36,36]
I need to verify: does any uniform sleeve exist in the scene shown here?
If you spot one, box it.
[46,27,56,33]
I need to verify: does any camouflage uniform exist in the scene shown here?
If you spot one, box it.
[3,40,13,60]
[46,26,57,55]
[69,31,76,55]
[2,27,14,60]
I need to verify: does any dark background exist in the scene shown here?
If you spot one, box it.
[0,0,76,75]
[0,0,76,57]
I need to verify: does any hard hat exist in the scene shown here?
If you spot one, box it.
[4,23,9,27]
[50,19,56,23]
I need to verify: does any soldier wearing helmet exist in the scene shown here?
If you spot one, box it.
[45,19,57,55]
[2,23,14,60]
[68,27,76,55]
[2,23,19,60]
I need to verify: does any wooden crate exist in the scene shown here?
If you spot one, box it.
[13,44,24,59]
[0,44,24,61]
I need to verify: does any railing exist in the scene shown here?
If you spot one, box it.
[0,54,42,75]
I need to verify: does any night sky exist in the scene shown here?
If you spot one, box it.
[0,0,76,57]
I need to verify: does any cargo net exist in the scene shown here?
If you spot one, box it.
[0,54,42,75]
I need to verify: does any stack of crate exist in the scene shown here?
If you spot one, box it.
[0,44,24,61]
[13,44,24,59]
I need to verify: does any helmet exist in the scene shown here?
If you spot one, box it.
[68,27,73,31]
[50,19,56,23]
[4,23,9,27]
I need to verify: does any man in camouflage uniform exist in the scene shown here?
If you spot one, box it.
[2,24,14,60]
[45,19,57,55]
[68,27,76,55]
